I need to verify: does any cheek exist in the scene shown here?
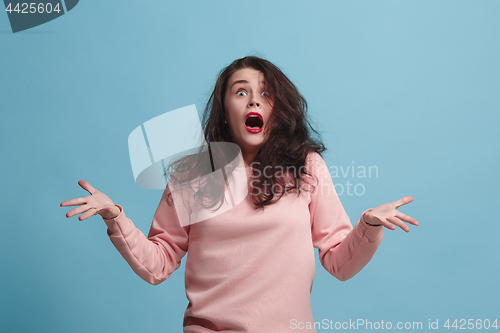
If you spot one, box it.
[226,109,237,126]
[226,102,244,123]
[265,106,273,123]
[225,99,236,117]
[225,109,239,131]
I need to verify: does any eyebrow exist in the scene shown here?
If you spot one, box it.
[230,80,267,89]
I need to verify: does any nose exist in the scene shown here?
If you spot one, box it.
[248,94,262,108]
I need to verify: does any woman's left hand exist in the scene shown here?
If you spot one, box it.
[363,196,419,233]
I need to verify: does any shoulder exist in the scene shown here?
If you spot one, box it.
[304,151,332,190]
[306,151,323,163]
[305,151,327,172]
[302,151,329,188]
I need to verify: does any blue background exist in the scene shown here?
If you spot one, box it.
[1,1,499,332]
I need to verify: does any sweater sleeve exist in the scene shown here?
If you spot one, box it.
[307,152,383,281]
[102,186,189,285]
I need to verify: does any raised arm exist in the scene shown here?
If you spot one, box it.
[307,153,383,281]
[102,187,189,285]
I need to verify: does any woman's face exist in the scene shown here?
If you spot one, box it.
[224,67,273,162]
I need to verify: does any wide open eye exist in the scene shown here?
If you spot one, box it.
[237,90,247,96]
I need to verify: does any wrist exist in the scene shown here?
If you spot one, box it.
[102,205,122,219]
[111,205,121,218]
[362,208,382,226]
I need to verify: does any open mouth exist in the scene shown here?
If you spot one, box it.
[244,112,264,133]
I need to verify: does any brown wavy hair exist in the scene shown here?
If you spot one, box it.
[164,55,326,211]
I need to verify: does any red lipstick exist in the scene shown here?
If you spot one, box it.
[244,112,264,133]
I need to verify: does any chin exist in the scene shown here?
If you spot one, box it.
[243,142,264,151]
[239,138,265,151]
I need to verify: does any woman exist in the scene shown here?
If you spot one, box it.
[61,56,419,332]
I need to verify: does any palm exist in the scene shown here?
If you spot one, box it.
[60,180,120,220]
[363,196,419,232]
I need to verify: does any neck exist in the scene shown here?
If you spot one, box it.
[243,152,257,167]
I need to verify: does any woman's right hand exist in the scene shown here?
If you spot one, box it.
[60,180,121,221]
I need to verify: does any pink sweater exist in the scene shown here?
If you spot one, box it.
[103,152,383,332]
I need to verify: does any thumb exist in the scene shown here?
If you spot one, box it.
[394,195,413,208]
